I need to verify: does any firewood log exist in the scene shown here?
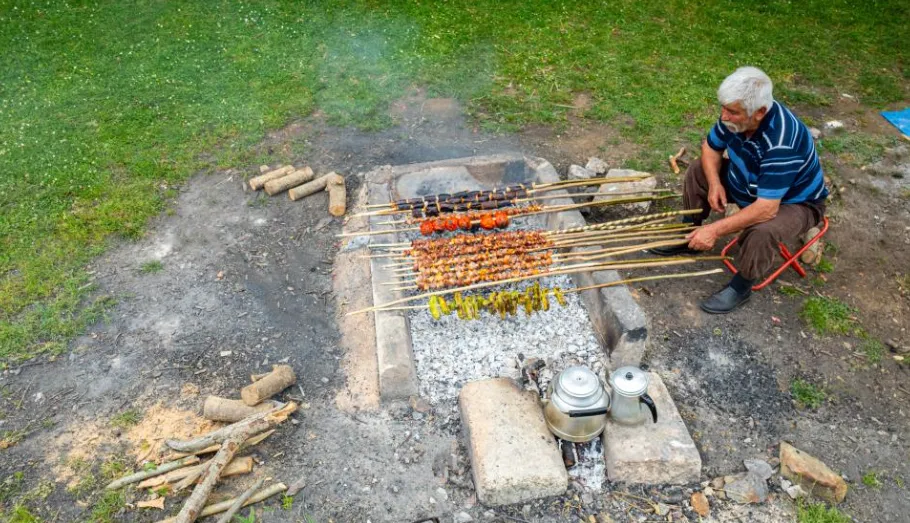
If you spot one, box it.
[173,429,250,523]
[288,172,335,201]
[165,402,296,453]
[249,165,293,190]
[327,174,346,217]
[264,166,315,196]
[137,457,254,490]
[203,397,279,422]
[155,483,287,523]
[240,365,296,406]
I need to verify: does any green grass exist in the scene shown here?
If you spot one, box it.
[797,502,851,523]
[1,1,907,362]
[5,505,42,523]
[88,490,125,523]
[110,409,141,429]
[800,296,857,335]
[791,378,827,409]
[862,470,882,488]
[816,258,834,274]
[138,260,164,274]
[861,339,885,364]
[817,133,902,168]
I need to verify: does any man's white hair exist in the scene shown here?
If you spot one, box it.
[717,66,773,116]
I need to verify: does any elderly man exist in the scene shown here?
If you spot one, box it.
[654,66,827,313]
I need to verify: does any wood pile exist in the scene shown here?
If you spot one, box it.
[103,365,300,522]
[251,163,346,216]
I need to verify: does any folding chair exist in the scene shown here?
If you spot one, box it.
[720,217,829,291]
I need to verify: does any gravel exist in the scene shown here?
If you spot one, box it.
[409,274,606,411]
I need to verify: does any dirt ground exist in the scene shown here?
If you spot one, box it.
[0,88,907,522]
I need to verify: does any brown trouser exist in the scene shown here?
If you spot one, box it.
[683,160,825,281]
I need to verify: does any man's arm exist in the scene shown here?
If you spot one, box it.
[701,140,727,212]
[687,198,780,250]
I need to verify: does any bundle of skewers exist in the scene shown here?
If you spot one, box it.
[348,209,727,319]
[346,174,679,237]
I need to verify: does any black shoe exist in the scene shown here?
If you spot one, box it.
[700,286,752,314]
[649,244,699,257]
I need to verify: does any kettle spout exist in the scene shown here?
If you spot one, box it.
[640,394,658,423]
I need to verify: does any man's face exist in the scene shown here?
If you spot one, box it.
[720,101,765,134]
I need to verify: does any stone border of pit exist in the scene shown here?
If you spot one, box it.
[358,153,650,400]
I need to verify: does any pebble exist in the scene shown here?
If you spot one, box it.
[656,503,670,516]
[454,512,474,523]
[435,487,448,501]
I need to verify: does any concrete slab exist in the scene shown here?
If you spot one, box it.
[460,378,568,506]
[603,372,701,484]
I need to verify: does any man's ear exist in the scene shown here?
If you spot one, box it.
[753,106,768,120]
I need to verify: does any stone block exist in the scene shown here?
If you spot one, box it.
[568,164,594,180]
[460,378,568,506]
[594,169,658,212]
[780,442,847,503]
[603,372,701,484]
[585,157,609,175]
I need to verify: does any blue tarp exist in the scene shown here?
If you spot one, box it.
[881,108,910,136]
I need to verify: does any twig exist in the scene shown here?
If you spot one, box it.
[105,456,201,490]
[155,483,287,523]
[165,403,295,453]
[215,478,264,523]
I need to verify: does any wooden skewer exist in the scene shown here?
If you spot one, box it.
[372,269,724,312]
[350,256,727,314]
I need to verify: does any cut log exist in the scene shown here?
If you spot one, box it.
[215,478,265,523]
[250,371,270,382]
[240,365,297,406]
[105,456,200,490]
[249,165,293,190]
[288,172,335,201]
[264,166,315,196]
[173,429,250,523]
[327,174,346,217]
[162,430,275,462]
[258,165,270,174]
[138,456,254,490]
[165,403,296,453]
[155,483,287,523]
[203,396,279,422]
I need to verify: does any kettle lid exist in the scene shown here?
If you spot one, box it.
[553,366,603,408]
[610,366,650,397]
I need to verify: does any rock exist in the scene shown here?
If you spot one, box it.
[724,472,769,504]
[603,373,701,484]
[656,503,670,516]
[585,157,609,175]
[691,492,710,517]
[710,477,725,489]
[809,127,821,140]
[786,484,807,499]
[454,512,474,523]
[459,378,568,506]
[744,458,774,481]
[593,169,658,212]
[436,487,449,501]
[703,486,715,497]
[780,442,848,503]
[568,165,595,181]
[824,120,844,132]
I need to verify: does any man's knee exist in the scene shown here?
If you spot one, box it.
[740,221,779,246]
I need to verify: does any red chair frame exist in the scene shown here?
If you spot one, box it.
[720,217,829,291]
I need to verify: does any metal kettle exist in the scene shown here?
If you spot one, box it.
[543,366,611,442]
[608,366,658,426]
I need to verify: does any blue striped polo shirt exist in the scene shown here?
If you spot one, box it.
[706,101,828,207]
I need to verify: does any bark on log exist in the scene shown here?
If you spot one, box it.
[104,456,200,490]
[162,429,275,461]
[327,174,346,217]
[165,403,296,453]
[173,429,250,523]
[155,483,287,523]
[249,165,293,190]
[203,396,279,422]
[264,166,315,196]
[138,456,254,489]
[240,365,297,406]
[250,371,270,382]
[288,173,335,201]
[215,478,264,523]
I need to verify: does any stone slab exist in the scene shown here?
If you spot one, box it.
[594,168,658,212]
[603,372,701,484]
[460,378,568,506]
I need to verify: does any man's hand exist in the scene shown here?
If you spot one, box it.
[707,183,727,213]
[686,225,718,251]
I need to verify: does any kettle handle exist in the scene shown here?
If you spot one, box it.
[640,394,658,423]
[567,407,610,418]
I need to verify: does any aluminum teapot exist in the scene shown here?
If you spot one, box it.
[609,366,658,426]
[543,366,611,442]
